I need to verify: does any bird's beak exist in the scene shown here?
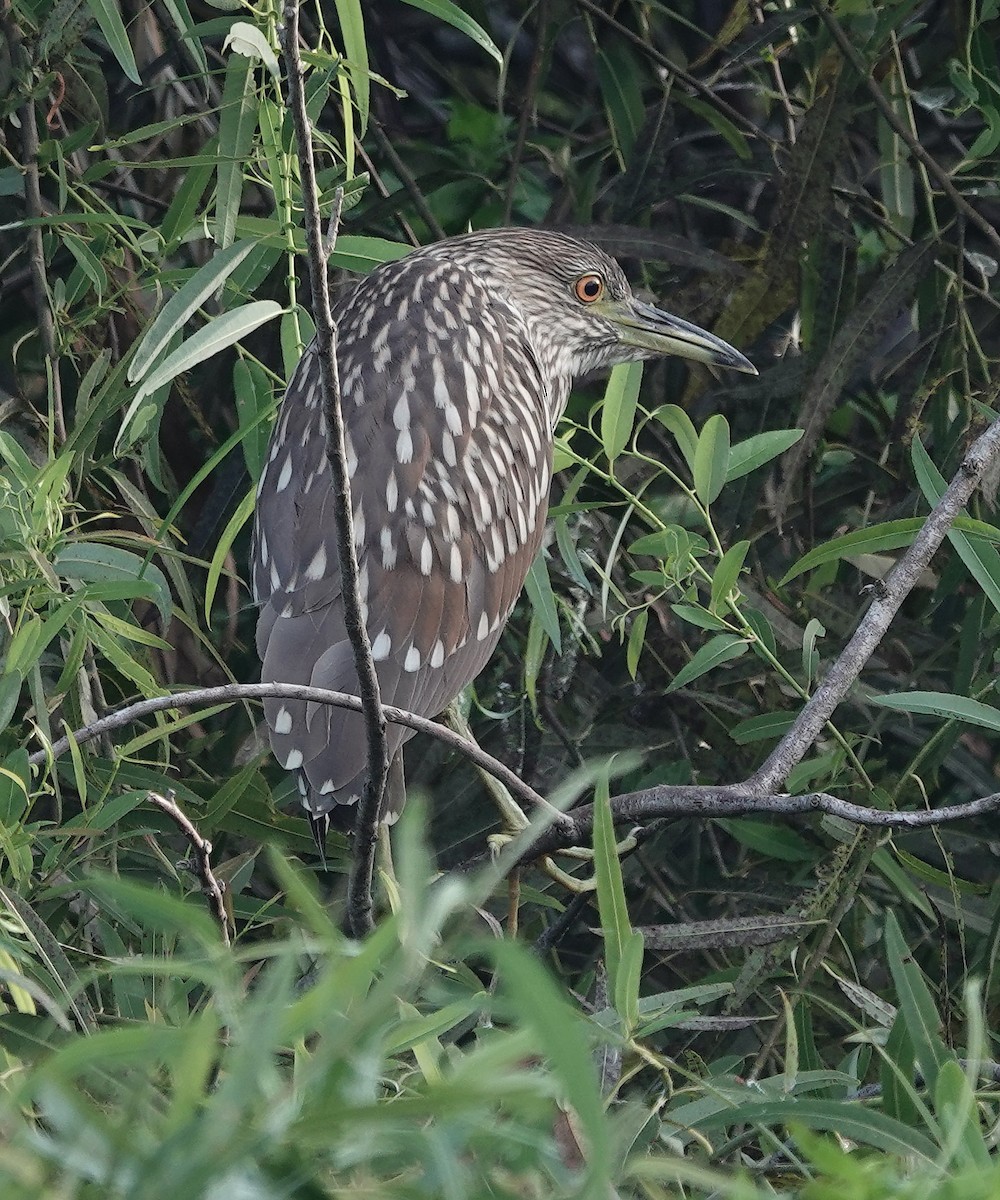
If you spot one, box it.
[611,299,757,375]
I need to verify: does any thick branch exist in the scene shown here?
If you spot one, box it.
[467,786,1000,872]
[751,415,1000,792]
[279,2,389,937]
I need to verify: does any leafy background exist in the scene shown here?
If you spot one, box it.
[1,0,1000,1194]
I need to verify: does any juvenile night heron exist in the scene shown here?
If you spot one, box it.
[251,228,754,842]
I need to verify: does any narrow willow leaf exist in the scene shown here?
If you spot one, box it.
[600,360,643,464]
[128,241,256,382]
[912,437,1000,616]
[85,0,140,83]
[665,633,748,693]
[592,779,637,1029]
[870,690,1000,732]
[205,489,255,623]
[693,413,730,506]
[334,0,370,133]
[884,910,952,1095]
[216,52,257,250]
[53,543,172,624]
[524,553,562,655]
[626,608,648,680]
[729,711,795,744]
[130,301,282,408]
[223,21,279,78]
[401,0,502,65]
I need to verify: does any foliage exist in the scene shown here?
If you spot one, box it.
[1,0,1000,1194]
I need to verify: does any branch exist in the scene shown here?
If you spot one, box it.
[278,2,389,937]
[147,790,230,946]
[3,0,65,443]
[28,681,563,824]
[751,414,1000,792]
[464,786,1000,872]
[811,0,1000,258]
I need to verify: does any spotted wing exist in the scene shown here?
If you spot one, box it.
[252,252,555,817]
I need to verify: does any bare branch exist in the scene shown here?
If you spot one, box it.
[147,790,230,947]
[278,2,389,937]
[752,414,1000,792]
[811,0,1000,258]
[28,681,564,826]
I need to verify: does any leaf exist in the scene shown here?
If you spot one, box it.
[693,414,730,506]
[53,543,172,624]
[869,690,1000,732]
[401,0,502,66]
[334,0,369,136]
[912,437,1000,617]
[592,780,641,1031]
[216,51,258,250]
[729,711,795,745]
[85,0,141,84]
[128,241,257,383]
[709,540,749,614]
[205,489,255,623]
[600,360,643,464]
[626,608,648,680]
[726,429,803,482]
[884,909,952,1095]
[223,21,279,78]
[665,633,748,693]
[654,404,698,473]
[523,553,562,656]
[126,300,282,415]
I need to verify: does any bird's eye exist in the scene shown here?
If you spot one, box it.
[574,273,604,303]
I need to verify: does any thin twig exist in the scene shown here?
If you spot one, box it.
[279,1,389,937]
[147,790,231,947]
[28,681,561,824]
[5,0,65,443]
[503,0,549,226]
[811,0,1000,258]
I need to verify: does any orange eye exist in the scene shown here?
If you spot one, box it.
[574,273,604,303]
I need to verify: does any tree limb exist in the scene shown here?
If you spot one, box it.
[278,1,389,937]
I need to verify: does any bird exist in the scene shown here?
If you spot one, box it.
[250,227,755,845]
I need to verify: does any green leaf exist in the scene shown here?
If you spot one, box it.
[884,909,952,1095]
[53,543,172,624]
[128,241,257,383]
[670,603,728,631]
[126,300,282,416]
[216,51,258,250]
[523,553,561,656]
[85,0,141,84]
[709,539,749,614]
[205,489,255,623]
[592,779,641,1031]
[869,690,1000,732]
[334,0,370,133]
[653,404,698,473]
[934,1059,992,1169]
[780,519,925,584]
[401,0,502,66]
[693,413,730,506]
[913,437,1000,616]
[665,633,748,693]
[626,608,648,680]
[727,429,803,482]
[730,711,795,744]
[600,360,643,464]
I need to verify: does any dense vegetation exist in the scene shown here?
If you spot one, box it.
[1,0,1000,1194]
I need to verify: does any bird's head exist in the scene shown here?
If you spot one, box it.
[446,228,757,381]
